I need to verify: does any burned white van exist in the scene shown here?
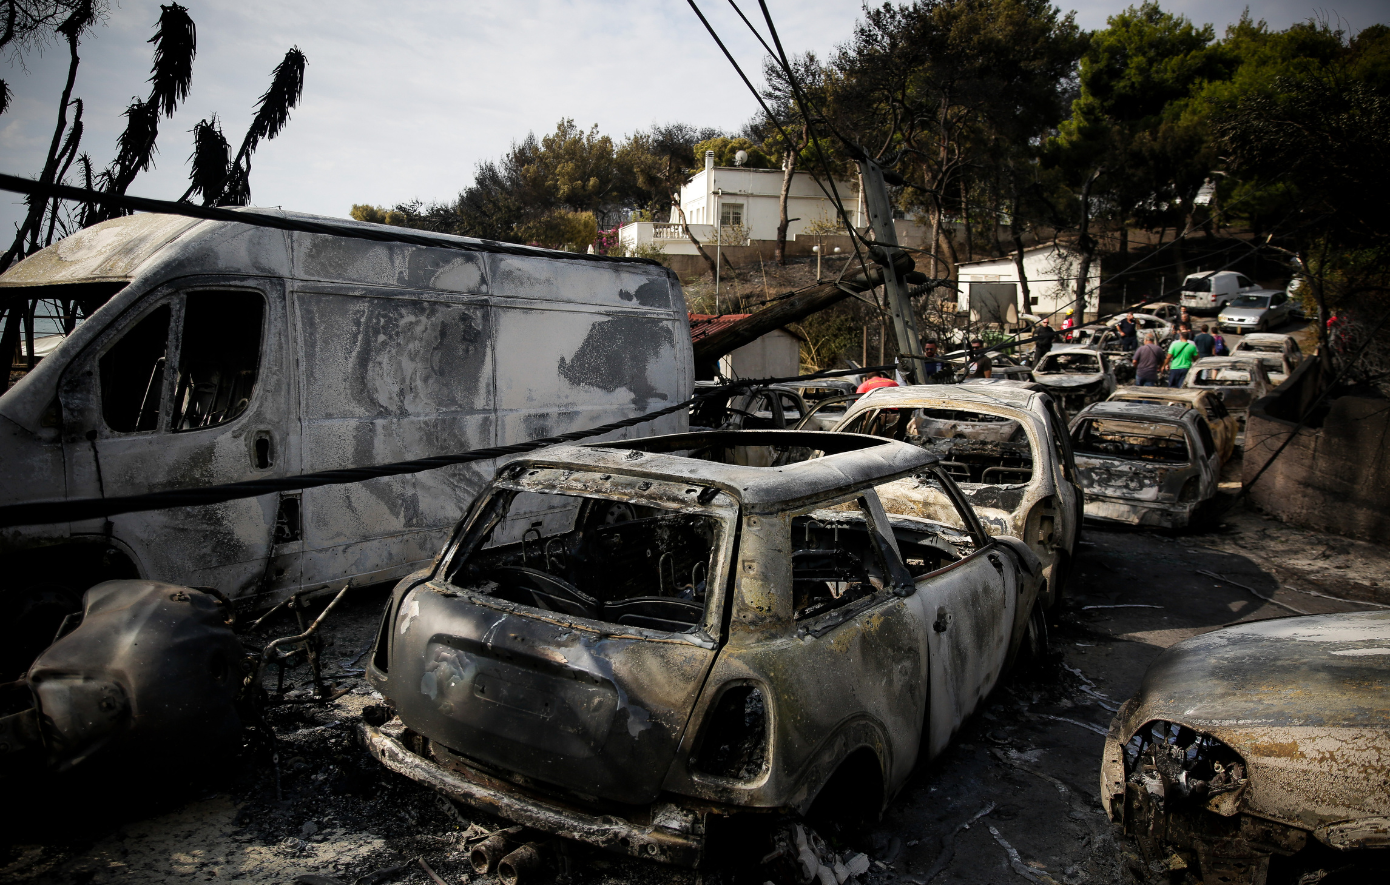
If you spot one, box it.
[0,212,689,673]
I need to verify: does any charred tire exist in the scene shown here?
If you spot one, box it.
[1019,603,1049,669]
[1048,553,1070,608]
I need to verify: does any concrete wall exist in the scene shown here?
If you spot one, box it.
[1243,358,1390,543]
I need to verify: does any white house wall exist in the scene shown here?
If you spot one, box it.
[957,245,1100,322]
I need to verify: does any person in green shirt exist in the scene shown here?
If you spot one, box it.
[1163,330,1199,387]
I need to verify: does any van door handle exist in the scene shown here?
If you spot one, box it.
[253,430,274,469]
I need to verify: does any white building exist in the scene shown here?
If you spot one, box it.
[618,151,926,257]
[955,243,1100,324]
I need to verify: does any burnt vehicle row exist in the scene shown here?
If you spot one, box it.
[361,430,1046,866]
[1102,611,1390,884]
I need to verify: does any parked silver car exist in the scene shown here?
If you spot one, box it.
[1069,401,1222,529]
[827,384,1083,607]
[1102,611,1390,883]
[1217,289,1295,334]
[362,430,1044,866]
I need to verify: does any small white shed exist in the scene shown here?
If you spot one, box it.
[956,244,1099,323]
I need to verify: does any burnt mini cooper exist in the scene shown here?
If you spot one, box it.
[362,431,1043,866]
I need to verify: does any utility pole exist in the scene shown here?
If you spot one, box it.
[857,157,924,384]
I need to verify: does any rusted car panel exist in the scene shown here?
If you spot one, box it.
[1182,356,1273,428]
[1031,345,1117,415]
[1101,612,1390,882]
[1108,386,1239,464]
[365,431,1043,865]
[825,385,1082,606]
[0,213,688,635]
[1069,401,1221,529]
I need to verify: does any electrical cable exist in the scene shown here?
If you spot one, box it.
[0,173,659,268]
[0,363,891,528]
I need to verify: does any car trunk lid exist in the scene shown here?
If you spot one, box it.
[388,583,718,806]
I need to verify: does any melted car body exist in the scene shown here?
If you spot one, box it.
[1108,386,1240,464]
[824,384,1082,607]
[1031,345,1118,415]
[1182,357,1273,429]
[363,430,1043,866]
[1101,612,1390,883]
[1231,332,1303,386]
[1069,401,1221,529]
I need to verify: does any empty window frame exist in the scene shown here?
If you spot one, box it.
[171,291,265,431]
[100,305,171,433]
[1073,418,1191,464]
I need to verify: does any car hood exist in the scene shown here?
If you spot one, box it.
[1034,373,1106,388]
[1219,306,1268,319]
[1115,612,1390,835]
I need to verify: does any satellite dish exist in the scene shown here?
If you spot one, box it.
[734,150,748,167]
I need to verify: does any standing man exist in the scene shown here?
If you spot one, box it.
[1032,317,1057,368]
[1116,312,1139,352]
[1194,323,1216,358]
[1162,329,1198,387]
[1133,333,1163,386]
[965,338,993,379]
[919,340,953,383]
[1177,307,1194,337]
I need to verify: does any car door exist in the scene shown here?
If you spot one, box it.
[906,468,1020,757]
[59,279,300,597]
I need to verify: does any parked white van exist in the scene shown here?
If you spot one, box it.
[0,212,690,671]
[1178,270,1260,313]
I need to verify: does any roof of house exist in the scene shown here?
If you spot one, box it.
[688,313,806,344]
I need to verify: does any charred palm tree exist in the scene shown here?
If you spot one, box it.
[184,46,306,207]
[83,2,195,225]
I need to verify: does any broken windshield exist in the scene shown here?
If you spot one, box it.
[444,479,733,635]
[1073,418,1190,464]
[1036,353,1101,375]
[1192,367,1252,386]
[838,406,1033,484]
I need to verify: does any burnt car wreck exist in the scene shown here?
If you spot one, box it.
[361,430,1044,867]
[1101,612,1390,884]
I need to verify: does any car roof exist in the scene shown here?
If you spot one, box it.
[1191,356,1264,368]
[1235,333,1293,346]
[522,430,937,512]
[1075,400,1196,423]
[852,383,1042,411]
[1111,386,1212,405]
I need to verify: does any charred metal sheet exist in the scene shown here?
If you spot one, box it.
[1070,402,1219,529]
[0,581,242,775]
[1101,612,1390,880]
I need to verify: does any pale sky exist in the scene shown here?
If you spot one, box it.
[2,0,1384,237]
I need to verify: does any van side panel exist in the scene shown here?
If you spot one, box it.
[293,285,497,593]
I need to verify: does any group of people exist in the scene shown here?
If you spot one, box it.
[853,303,1232,394]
